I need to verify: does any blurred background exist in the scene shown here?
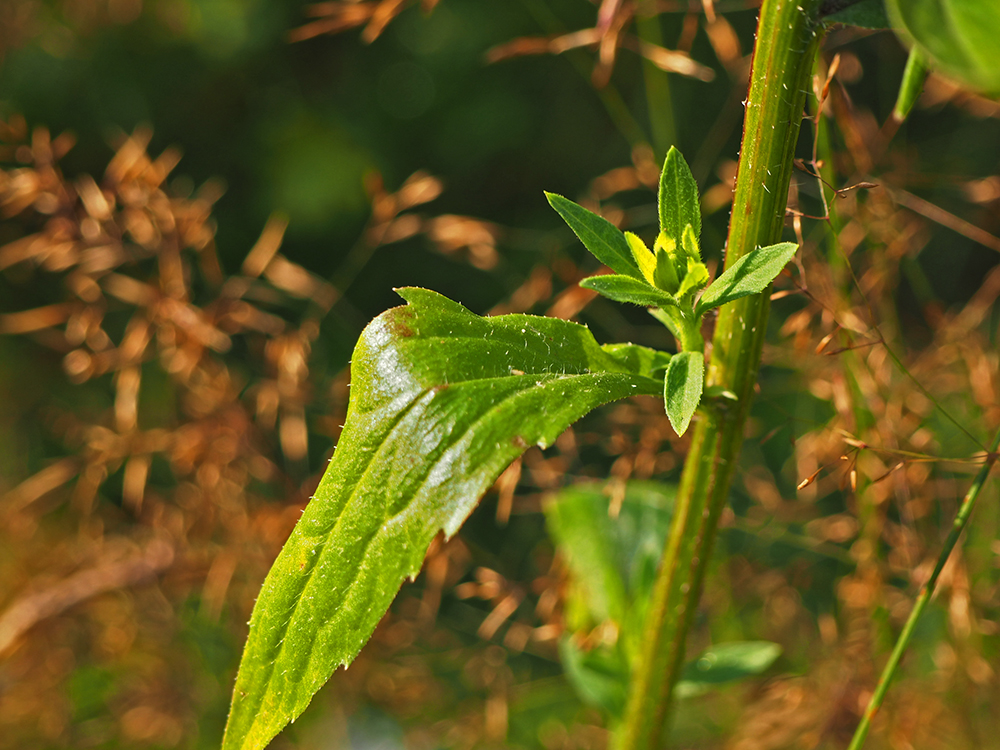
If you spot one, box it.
[1,1,999,748]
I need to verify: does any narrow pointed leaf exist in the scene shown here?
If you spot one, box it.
[894,47,929,122]
[223,288,663,750]
[625,231,656,284]
[695,242,797,317]
[664,351,704,436]
[675,641,782,698]
[579,274,678,308]
[676,260,710,302]
[658,147,701,242]
[546,192,643,279]
[681,223,701,262]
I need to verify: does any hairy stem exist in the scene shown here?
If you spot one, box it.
[847,430,1000,750]
[677,310,704,354]
[615,2,824,748]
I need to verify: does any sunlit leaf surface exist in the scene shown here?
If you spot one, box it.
[579,274,678,308]
[222,288,665,750]
[658,146,701,243]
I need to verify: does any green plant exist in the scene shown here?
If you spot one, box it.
[220,2,1000,750]
[220,142,796,750]
[546,147,796,437]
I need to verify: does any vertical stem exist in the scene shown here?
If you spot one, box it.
[635,11,677,158]
[615,2,824,748]
[847,431,1000,750]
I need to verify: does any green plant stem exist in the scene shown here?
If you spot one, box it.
[676,309,704,354]
[635,12,677,158]
[615,2,824,748]
[847,429,1000,750]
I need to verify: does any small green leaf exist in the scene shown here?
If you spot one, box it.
[652,236,680,294]
[681,224,701,262]
[664,351,704,436]
[703,385,738,402]
[695,242,797,317]
[625,231,656,285]
[546,192,643,279]
[675,641,782,698]
[659,147,701,243]
[894,47,929,122]
[676,259,710,302]
[579,274,678,308]
[886,0,1000,95]
[222,288,664,750]
[823,0,890,29]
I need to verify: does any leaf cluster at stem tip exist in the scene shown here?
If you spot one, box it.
[546,146,797,435]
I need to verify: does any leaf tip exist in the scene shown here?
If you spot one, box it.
[664,351,704,437]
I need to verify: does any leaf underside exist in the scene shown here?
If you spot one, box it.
[222,288,664,750]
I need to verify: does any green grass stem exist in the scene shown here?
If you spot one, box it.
[846,429,1000,750]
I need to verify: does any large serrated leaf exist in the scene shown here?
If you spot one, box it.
[658,146,701,243]
[579,274,678,308]
[695,242,797,317]
[222,288,664,750]
[546,192,643,279]
[886,0,1000,95]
